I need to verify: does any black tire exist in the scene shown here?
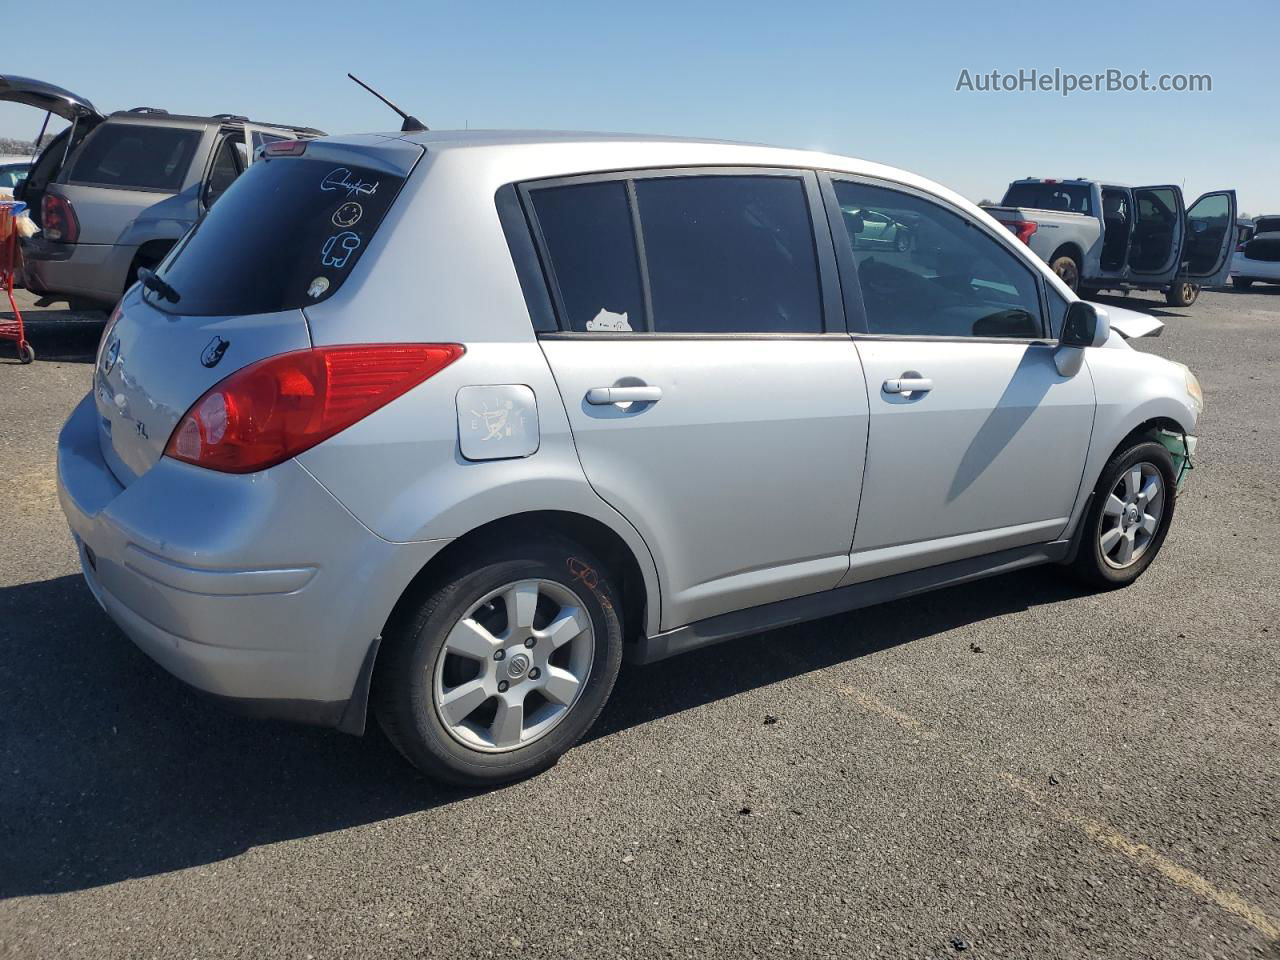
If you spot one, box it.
[1050,254,1080,292]
[373,537,624,786]
[1231,277,1253,289]
[1165,281,1199,306]
[1069,438,1177,589]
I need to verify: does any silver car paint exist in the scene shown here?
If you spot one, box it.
[57,130,1201,722]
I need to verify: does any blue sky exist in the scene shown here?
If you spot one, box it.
[4,0,1277,213]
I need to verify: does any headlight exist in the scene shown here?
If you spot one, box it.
[1173,362,1204,417]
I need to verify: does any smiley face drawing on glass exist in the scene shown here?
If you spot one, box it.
[332,201,363,228]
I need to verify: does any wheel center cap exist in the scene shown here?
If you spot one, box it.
[1125,504,1140,526]
[505,652,531,680]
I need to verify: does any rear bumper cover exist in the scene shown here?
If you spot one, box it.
[57,392,449,731]
[21,236,131,304]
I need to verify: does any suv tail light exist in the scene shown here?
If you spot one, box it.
[165,343,464,473]
[42,194,80,243]
[1003,219,1038,246]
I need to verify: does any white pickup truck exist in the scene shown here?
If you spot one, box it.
[983,178,1236,306]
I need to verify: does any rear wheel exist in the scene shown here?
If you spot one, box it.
[1165,282,1199,306]
[374,538,624,786]
[1231,277,1253,289]
[1050,255,1080,292]
[1069,439,1177,589]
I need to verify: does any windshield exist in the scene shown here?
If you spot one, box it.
[154,152,411,316]
[1001,182,1093,215]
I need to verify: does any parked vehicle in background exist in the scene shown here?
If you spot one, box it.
[983,177,1236,306]
[58,130,1204,785]
[0,75,322,307]
[1230,214,1280,289]
[0,156,31,190]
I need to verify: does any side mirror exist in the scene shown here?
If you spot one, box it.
[1060,300,1110,348]
[1055,301,1110,376]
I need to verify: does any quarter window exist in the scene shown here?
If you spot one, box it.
[833,180,1044,339]
[529,173,824,334]
[68,124,201,192]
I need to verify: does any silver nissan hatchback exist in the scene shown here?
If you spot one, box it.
[57,130,1205,785]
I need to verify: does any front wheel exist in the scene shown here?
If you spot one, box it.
[1069,439,1177,589]
[374,538,624,786]
[1165,282,1199,306]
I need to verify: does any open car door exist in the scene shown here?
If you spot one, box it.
[1177,189,1238,288]
[1128,184,1185,286]
[0,75,104,226]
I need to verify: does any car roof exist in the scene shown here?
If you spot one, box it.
[380,128,980,212]
[103,110,324,135]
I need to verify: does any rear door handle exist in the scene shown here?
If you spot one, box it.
[882,377,933,395]
[586,386,663,405]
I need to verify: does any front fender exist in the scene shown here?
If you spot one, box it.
[1064,348,1198,537]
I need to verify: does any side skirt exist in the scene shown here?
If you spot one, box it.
[629,541,1071,665]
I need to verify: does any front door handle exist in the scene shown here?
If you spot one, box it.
[882,377,933,395]
[586,385,663,405]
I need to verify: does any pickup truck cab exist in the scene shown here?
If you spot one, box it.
[984,178,1236,307]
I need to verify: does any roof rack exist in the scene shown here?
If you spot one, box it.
[212,113,249,122]
[127,107,169,114]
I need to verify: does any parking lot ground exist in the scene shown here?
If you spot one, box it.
[1,287,1278,959]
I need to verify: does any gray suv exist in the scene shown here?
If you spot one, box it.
[2,75,321,307]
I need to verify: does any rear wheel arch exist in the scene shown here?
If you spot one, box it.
[381,510,652,653]
[124,239,177,295]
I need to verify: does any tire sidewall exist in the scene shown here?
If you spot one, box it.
[1052,256,1080,292]
[1079,440,1178,587]
[380,541,623,785]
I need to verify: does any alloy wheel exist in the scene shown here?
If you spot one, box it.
[1098,462,1164,569]
[432,578,595,752]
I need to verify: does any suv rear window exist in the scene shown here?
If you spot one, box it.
[1001,182,1093,215]
[1253,217,1280,235]
[153,154,407,316]
[68,124,201,191]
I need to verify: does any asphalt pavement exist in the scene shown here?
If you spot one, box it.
[1,286,1278,959]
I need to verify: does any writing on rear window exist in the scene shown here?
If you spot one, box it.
[153,155,409,316]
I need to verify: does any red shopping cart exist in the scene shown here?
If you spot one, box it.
[1,200,33,364]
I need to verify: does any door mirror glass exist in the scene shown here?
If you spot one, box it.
[1060,300,1109,348]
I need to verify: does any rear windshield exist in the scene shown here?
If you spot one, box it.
[1001,182,1093,215]
[153,154,408,316]
[1253,217,1280,235]
[68,124,201,191]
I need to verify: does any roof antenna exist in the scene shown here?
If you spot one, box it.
[347,73,428,132]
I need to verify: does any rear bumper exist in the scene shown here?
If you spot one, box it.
[21,236,131,305]
[1229,253,1280,283]
[57,392,450,730]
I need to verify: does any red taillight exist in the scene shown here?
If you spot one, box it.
[264,139,308,156]
[164,343,464,473]
[1002,219,1038,246]
[42,194,79,243]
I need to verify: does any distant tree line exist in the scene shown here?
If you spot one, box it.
[0,134,56,156]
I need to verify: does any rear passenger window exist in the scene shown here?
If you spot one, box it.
[528,173,823,334]
[68,124,201,192]
[634,176,822,334]
[833,180,1044,339]
[530,181,645,333]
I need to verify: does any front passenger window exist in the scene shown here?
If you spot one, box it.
[833,180,1044,339]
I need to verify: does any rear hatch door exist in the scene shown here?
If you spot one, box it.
[94,137,421,485]
[0,75,102,122]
